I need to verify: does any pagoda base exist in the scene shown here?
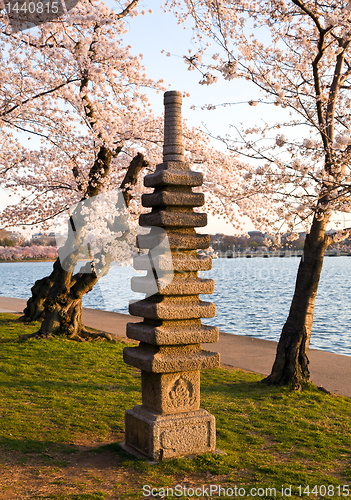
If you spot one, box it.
[124,405,216,461]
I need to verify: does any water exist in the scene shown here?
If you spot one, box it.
[201,257,351,356]
[1,257,350,356]
[0,261,138,313]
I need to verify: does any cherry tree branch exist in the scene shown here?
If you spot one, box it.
[0,78,80,118]
[120,152,149,207]
[116,0,140,19]
[325,227,351,247]
[290,0,325,33]
[71,151,149,296]
[326,42,350,144]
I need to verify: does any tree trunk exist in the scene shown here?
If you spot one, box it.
[33,261,99,340]
[20,255,115,340]
[21,258,61,322]
[264,215,330,389]
[20,153,148,340]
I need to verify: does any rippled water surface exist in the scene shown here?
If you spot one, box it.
[1,257,350,355]
[201,257,351,356]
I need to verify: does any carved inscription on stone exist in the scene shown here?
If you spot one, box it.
[160,424,209,452]
[167,377,196,409]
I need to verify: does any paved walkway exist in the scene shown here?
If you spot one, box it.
[1,296,350,398]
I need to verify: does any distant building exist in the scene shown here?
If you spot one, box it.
[210,233,224,244]
[248,231,264,238]
[31,232,45,241]
[31,232,57,245]
[0,229,24,242]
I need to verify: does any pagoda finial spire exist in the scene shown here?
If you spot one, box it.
[163,90,184,163]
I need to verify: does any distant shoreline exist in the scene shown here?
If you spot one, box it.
[0,259,90,263]
[215,251,351,258]
[0,259,56,263]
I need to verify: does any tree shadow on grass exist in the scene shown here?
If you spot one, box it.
[202,377,287,400]
[0,437,76,453]
[0,378,139,394]
[0,436,129,467]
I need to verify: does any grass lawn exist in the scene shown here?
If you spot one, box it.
[0,313,350,499]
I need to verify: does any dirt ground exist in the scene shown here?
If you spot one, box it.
[0,434,136,499]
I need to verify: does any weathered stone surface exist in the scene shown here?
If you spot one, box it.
[131,276,214,295]
[123,90,219,460]
[126,321,219,345]
[124,406,216,460]
[139,210,207,228]
[141,371,200,414]
[152,161,192,171]
[142,191,205,207]
[144,169,203,188]
[133,253,212,272]
[164,90,183,104]
[137,231,210,250]
[129,296,216,320]
[171,254,212,271]
[123,342,219,373]
[163,90,184,164]
[163,145,184,156]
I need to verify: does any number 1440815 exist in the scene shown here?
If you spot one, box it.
[5,2,59,14]
[297,485,350,497]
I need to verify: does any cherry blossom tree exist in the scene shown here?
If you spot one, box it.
[0,0,166,340]
[165,0,351,387]
[0,1,272,340]
[0,245,59,260]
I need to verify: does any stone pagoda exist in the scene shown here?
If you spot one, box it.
[122,90,219,461]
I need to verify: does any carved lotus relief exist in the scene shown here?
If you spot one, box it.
[168,377,196,409]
